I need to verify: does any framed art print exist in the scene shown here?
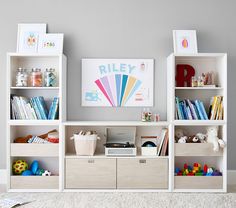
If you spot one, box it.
[17,23,47,53]
[38,33,64,54]
[82,59,154,107]
[173,30,198,54]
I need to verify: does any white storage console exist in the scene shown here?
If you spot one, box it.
[6,53,227,192]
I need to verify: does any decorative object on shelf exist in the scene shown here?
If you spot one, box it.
[29,68,43,87]
[12,160,28,175]
[15,68,28,87]
[197,76,204,87]
[175,163,222,176]
[206,126,225,152]
[154,113,160,122]
[191,76,198,87]
[175,97,208,120]
[38,33,64,54]
[141,108,152,122]
[44,68,57,87]
[173,30,198,54]
[82,59,154,107]
[141,136,158,156]
[47,131,59,143]
[17,23,47,53]
[209,96,224,120]
[176,64,195,87]
[71,130,100,156]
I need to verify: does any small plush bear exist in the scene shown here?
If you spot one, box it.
[186,135,201,143]
[206,126,225,151]
[175,129,187,143]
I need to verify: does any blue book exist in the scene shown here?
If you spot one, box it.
[30,98,42,120]
[200,101,209,120]
[35,97,47,120]
[195,100,204,120]
[192,102,201,119]
[180,101,187,119]
[39,96,48,117]
[183,100,189,119]
[175,97,183,120]
[49,97,59,120]
[48,98,56,119]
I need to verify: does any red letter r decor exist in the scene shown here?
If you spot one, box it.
[176,64,195,87]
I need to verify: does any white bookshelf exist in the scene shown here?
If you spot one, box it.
[6,52,227,192]
[167,53,227,192]
[6,53,67,192]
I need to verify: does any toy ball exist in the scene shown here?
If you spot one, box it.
[42,170,51,176]
[30,160,39,175]
[22,170,33,176]
[36,168,45,176]
[12,160,28,175]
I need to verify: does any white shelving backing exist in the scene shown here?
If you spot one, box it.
[167,53,227,192]
[6,53,67,192]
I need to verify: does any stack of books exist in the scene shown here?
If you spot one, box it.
[175,97,208,120]
[209,96,224,120]
[11,95,59,120]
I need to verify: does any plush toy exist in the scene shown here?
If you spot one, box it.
[206,126,225,151]
[195,133,207,143]
[175,129,185,143]
[42,170,51,176]
[186,135,201,143]
[12,160,28,175]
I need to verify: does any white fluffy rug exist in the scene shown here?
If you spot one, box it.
[1,189,236,208]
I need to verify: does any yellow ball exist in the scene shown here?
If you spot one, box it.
[12,160,28,175]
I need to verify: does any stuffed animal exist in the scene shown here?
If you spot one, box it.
[186,135,201,143]
[195,133,207,143]
[175,129,185,143]
[206,126,225,151]
[178,136,187,143]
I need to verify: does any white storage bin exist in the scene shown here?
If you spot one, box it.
[141,147,157,156]
[71,134,99,156]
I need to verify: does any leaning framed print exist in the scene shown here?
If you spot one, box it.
[173,30,198,54]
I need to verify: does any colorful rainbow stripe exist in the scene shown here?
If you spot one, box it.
[95,74,142,106]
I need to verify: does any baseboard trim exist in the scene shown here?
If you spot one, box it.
[0,169,7,184]
[0,169,235,185]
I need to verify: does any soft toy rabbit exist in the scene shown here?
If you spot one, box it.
[206,126,225,152]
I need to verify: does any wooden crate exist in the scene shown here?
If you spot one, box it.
[175,143,223,156]
[11,144,59,157]
[174,176,223,189]
[11,176,59,189]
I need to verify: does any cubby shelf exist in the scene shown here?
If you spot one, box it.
[7,53,67,192]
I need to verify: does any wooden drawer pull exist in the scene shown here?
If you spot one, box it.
[88,159,95,163]
[139,159,146,164]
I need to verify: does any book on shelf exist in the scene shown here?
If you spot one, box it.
[10,95,59,120]
[157,128,168,156]
[209,96,224,120]
[175,97,208,120]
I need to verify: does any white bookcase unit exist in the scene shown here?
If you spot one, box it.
[167,53,227,192]
[6,53,67,192]
[6,52,227,192]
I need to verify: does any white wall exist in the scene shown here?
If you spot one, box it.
[0,0,236,169]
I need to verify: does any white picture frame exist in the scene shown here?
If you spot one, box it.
[38,33,64,54]
[17,23,47,53]
[173,30,198,54]
[82,59,154,107]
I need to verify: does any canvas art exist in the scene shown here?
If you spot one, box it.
[82,59,154,107]
[173,30,198,54]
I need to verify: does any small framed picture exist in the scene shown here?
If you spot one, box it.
[173,30,198,54]
[38,34,64,54]
[17,23,47,53]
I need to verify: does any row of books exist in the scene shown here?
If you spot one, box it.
[11,95,59,120]
[209,96,224,120]
[175,97,208,120]
[158,128,168,156]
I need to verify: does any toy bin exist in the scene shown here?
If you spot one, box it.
[70,134,99,156]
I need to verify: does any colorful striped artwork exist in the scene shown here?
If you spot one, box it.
[82,59,154,107]
[95,74,142,107]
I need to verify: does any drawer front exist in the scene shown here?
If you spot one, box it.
[117,158,168,189]
[65,158,116,189]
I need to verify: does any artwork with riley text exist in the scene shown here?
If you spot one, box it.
[82,59,154,107]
